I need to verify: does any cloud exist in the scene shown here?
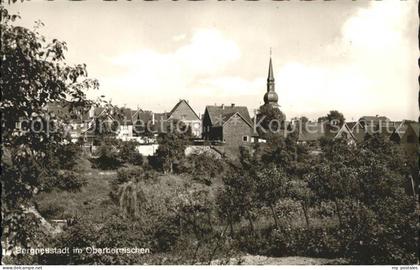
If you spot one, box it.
[100,28,241,108]
[277,1,417,120]
[97,1,417,120]
[172,33,187,42]
[195,76,264,97]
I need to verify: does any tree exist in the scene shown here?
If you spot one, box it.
[1,7,97,249]
[255,104,286,139]
[91,102,122,145]
[118,140,143,166]
[255,165,288,228]
[318,110,345,127]
[155,120,190,174]
[308,135,417,263]
[217,170,258,234]
[93,142,122,170]
[288,179,314,228]
[187,153,225,185]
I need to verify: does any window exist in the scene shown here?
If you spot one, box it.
[242,136,248,142]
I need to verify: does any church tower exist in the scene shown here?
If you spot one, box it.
[263,57,279,107]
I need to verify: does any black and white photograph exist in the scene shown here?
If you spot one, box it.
[1,0,419,267]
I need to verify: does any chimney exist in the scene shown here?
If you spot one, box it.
[152,113,155,125]
[221,104,225,110]
[231,103,235,107]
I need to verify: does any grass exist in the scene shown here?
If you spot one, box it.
[35,166,117,222]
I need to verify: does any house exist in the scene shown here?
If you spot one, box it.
[390,120,419,152]
[199,56,279,152]
[359,115,391,128]
[347,117,401,143]
[46,102,93,143]
[165,99,201,137]
[296,122,356,146]
[358,116,399,137]
[132,109,155,142]
[346,121,365,143]
[202,104,255,148]
[117,107,135,140]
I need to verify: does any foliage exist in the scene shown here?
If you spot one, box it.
[154,120,190,174]
[255,104,286,138]
[0,6,97,249]
[185,153,226,185]
[318,110,345,127]
[92,142,122,170]
[41,170,87,192]
[91,103,122,145]
[44,142,82,170]
[118,140,143,166]
[255,165,288,228]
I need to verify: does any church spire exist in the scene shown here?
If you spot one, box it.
[263,53,279,107]
[268,57,274,81]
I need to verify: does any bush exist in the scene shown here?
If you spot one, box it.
[186,153,226,185]
[118,140,143,166]
[36,201,66,220]
[92,143,122,170]
[42,170,87,192]
[45,143,81,170]
[237,224,342,259]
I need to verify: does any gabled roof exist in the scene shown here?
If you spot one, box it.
[359,116,391,127]
[407,122,420,138]
[119,107,135,124]
[153,112,169,133]
[393,120,419,139]
[346,121,360,130]
[46,101,91,124]
[132,109,153,123]
[205,105,252,127]
[297,122,326,142]
[168,99,200,120]
[297,122,355,142]
[222,111,253,129]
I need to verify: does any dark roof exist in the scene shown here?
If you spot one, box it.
[133,109,153,123]
[268,57,274,81]
[47,101,91,124]
[297,122,326,142]
[408,122,420,137]
[359,116,391,125]
[393,121,419,139]
[94,107,106,117]
[205,105,252,127]
[119,107,135,124]
[297,122,355,142]
[153,112,169,133]
[346,121,359,130]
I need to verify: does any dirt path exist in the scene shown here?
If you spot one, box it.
[212,255,347,265]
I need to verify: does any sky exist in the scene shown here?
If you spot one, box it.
[7,0,419,121]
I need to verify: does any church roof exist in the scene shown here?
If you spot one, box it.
[268,57,274,82]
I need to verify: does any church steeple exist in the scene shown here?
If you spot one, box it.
[263,53,279,107]
[267,57,275,92]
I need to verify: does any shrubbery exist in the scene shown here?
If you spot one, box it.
[118,140,143,166]
[91,140,144,170]
[92,143,122,170]
[30,126,418,265]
